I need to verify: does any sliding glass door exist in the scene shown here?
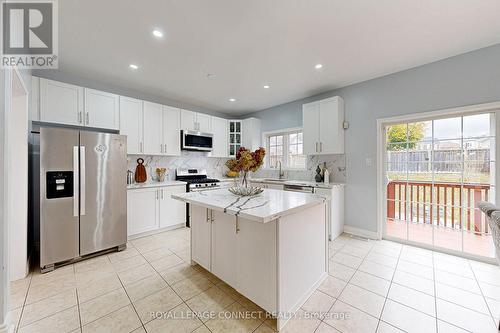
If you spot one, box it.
[384,113,496,259]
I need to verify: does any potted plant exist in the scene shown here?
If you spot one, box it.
[225,147,266,195]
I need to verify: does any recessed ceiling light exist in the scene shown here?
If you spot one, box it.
[315,64,323,69]
[206,73,216,79]
[228,98,236,102]
[152,29,163,38]
[129,64,139,70]
[263,85,270,89]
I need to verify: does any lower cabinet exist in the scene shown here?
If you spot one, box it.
[190,208,277,310]
[211,210,238,287]
[127,188,159,235]
[190,205,211,270]
[127,185,186,237]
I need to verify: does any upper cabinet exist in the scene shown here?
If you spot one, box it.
[40,78,83,126]
[40,78,119,130]
[303,96,344,155]
[180,109,211,132]
[211,116,228,157]
[163,106,181,156]
[119,101,181,156]
[228,120,242,157]
[143,102,164,155]
[84,88,120,129]
[119,96,143,154]
[242,118,262,151]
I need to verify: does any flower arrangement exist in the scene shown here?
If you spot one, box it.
[225,147,265,188]
[156,167,168,182]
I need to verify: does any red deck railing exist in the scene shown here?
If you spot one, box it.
[387,181,490,233]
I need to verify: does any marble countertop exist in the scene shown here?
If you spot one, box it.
[248,178,345,189]
[172,188,326,223]
[127,180,187,190]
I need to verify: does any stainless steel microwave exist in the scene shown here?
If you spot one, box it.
[181,130,213,151]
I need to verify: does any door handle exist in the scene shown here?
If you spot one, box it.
[320,142,323,152]
[235,217,240,234]
[140,142,143,153]
[161,189,164,199]
[86,112,89,125]
[315,142,318,152]
[80,146,86,216]
[206,208,210,222]
[78,111,82,124]
[73,146,79,217]
[160,143,163,154]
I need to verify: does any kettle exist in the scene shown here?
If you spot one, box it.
[127,170,134,185]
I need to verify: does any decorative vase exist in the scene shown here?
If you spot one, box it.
[239,170,249,188]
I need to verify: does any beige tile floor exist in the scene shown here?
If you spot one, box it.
[7,227,500,333]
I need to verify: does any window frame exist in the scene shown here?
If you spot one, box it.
[262,127,306,170]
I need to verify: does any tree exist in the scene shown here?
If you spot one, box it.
[387,123,425,150]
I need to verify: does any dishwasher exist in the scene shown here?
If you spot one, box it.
[283,184,315,193]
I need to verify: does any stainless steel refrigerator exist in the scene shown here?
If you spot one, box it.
[39,127,127,272]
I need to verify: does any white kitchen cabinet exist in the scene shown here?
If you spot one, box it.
[303,96,344,155]
[119,97,143,154]
[242,117,262,151]
[127,188,159,235]
[211,116,228,157]
[159,186,186,228]
[40,78,83,126]
[228,120,242,157]
[180,109,212,132]
[84,88,120,129]
[211,211,238,287]
[190,205,211,270]
[303,102,320,155]
[163,106,181,156]
[180,109,197,131]
[315,186,344,240]
[197,113,211,133]
[128,185,186,238]
[236,218,276,311]
[143,102,163,155]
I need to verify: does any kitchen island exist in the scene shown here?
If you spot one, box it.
[172,188,328,331]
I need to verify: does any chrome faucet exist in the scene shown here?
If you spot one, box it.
[277,161,285,179]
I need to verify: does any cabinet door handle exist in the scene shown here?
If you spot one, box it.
[320,142,323,152]
[206,208,210,222]
[235,217,240,234]
[78,111,82,124]
[156,190,158,200]
[160,144,163,154]
[86,112,89,125]
[140,142,143,152]
[161,189,164,199]
[211,210,214,223]
[315,142,318,152]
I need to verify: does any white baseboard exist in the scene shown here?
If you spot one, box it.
[343,226,380,240]
[0,312,13,333]
[277,272,328,331]
[127,223,185,240]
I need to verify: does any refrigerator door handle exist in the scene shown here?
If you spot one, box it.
[80,146,86,215]
[73,146,79,217]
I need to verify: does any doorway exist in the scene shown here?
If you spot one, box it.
[382,111,497,260]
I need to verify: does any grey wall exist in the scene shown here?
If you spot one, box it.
[32,70,231,119]
[247,43,500,233]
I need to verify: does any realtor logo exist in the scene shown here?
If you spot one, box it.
[1,0,58,68]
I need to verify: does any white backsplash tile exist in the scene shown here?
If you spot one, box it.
[128,152,346,183]
[127,151,230,182]
[252,154,346,183]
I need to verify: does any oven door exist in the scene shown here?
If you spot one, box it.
[182,130,213,151]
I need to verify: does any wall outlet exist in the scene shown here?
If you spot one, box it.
[365,158,373,167]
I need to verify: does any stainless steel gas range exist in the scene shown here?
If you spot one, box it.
[175,169,220,226]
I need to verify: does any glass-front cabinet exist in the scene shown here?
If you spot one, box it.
[229,120,242,157]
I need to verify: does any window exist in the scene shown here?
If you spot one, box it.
[265,129,305,169]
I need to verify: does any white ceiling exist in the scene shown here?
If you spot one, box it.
[57,0,500,115]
